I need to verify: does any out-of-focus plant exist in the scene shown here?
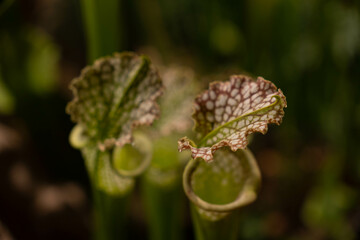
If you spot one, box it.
[147,1,359,237]
[302,181,356,240]
[141,65,199,240]
[0,0,60,115]
[0,73,14,114]
[66,52,163,239]
[178,75,287,239]
[80,0,122,62]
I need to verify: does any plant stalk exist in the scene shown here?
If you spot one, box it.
[79,1,128,239]
[80,0,121,62]
[140,136,186,240]
[92,189,130,240]
[141,175,184,240]
[191,205,240,240]
[82,147,134,240]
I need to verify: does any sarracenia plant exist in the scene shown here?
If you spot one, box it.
[178,75,287,240]
[66,52,163,239]
[141,66,199,240]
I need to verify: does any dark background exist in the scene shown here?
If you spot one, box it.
[0,0,359,239]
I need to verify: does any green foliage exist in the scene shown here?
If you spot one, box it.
[140,66,198,240]
[67,52,163,193]
[0,73,14,114]
[67,52,163,239]
[0,25,60,113]
[302,183,356,239]
[1,0,359,238]
[67,52,163,151]
[81,0,122,61]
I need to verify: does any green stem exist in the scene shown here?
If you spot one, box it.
[80,0,122,62]
[141,175,184,240]
[191,205,240,240]
[93,188,130,240]
[79,1,127,238]
[82,147,134,240]
[140,135,186,240]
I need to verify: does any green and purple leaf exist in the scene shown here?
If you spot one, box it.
[66,52,164,151]
[178,75,287,162]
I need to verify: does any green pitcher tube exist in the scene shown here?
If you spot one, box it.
[184,149,261,240]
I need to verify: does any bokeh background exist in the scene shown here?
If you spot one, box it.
[0,0,360,239]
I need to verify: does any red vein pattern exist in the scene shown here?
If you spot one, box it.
[178,75,287,162]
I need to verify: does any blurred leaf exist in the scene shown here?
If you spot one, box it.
[326,1,360,66]
[209,20,244,56]
[0,0,13,16]
[0,27,60,97]
[26,29,60,95]
[0,71,14,114]
[302,183,356,239]
[80,0,122,61]
[154,65,198,137]
[66,52,164,151]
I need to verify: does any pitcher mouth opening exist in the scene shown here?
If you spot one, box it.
[183,148,261,212]
[111,132,153,178]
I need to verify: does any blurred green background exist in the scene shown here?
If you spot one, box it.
[0,0,359,239]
